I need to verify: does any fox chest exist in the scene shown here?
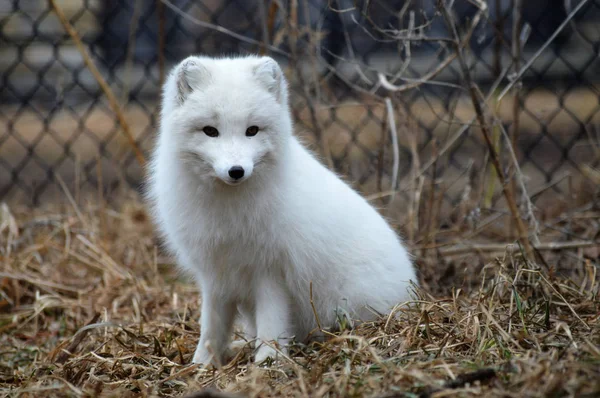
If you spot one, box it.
[173,208,285,269]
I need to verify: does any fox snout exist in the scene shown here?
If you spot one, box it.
[214,160,254,185]
[228,166,245,180]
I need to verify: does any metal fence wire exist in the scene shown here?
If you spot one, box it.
[1,0,599,215]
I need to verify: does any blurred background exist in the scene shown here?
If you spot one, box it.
[2,3,599,395]
[1,0,599,237]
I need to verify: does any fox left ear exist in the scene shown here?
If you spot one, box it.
[253,57,287,104]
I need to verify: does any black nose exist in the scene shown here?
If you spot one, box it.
[228,166,245,180]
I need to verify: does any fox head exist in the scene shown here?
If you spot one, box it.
[159,55,293,186]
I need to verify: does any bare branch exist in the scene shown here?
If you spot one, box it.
[438,0,532,254]
[377,53,457,93]
[496,0,591,102]
[160,0,289,57]
[49,0,146,168]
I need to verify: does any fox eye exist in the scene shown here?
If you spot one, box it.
[246,126,259,137]
[202,126,219,137]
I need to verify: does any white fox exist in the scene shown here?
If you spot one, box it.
[146,55,417,366]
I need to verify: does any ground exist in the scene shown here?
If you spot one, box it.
[0,191,598,398]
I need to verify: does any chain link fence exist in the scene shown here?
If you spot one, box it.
[1,0,599,222]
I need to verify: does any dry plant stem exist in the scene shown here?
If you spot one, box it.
[509,0,523,239]
[439,240,599,256]
[423,139,438,257]
[407,136,424,242]
[342,22,375,86]
[494,115,541,244]
[96,155,105,241]
[115,0,143,164]
[267,1,279,45]
[183,389,244,398]
[417,368,497,398]
[121,0,143,105]
[377,53,457,93]
[385,98,400,204]
[285,0,330,168]
[74,153,80,205]
[160,0,288,57]
[49,0,146,168]
[416,56,513,179]
[493,0,504,78]
[257,0,271,55]
[376,0,482,95]
[309,281,323,332]
[55,173,87,230]
[438,0,531,255]
[584,125,600,162]
[468,80,540,242]
[55,312,101,364]
[521,269,590,329]
[377,103,388,195]
[496,0,590,102]
[157,0,166,87]
[301,0,323,109]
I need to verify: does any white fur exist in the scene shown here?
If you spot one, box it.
[146,55,417,366]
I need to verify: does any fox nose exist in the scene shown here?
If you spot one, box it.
[228,166,245,180]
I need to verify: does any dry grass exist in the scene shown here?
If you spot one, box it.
[0,190,598,398]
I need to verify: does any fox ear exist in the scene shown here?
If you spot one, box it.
[175,57,211,105]
[253,57,287,104]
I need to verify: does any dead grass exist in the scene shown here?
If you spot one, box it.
[0,191,599,398]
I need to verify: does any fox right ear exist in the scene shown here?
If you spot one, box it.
[253,57,287,104]
[175,58,211,105]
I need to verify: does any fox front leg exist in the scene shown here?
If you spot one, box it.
[253,279,292,363]
[192,291,236,367]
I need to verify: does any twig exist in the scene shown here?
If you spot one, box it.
[55,173,87,230]
[157,0,166,87]
[445,368,496,389]
[522,269,591,330]
[257,0,271,55]
[385,98,400,204]
[508,0,523,239]
[309,281,323,331]
[74,153,80,205]
[496,0,590,102]
[160,0,288,57]
[182,390,244,398]
[284,0,330,168]
[55,312,101,364]
[423,139,438,256]
[49,0,146,168]
[339,7,373,86]
[529,172,570,200]
[438,0,531,255]
[393,367,496,397]
[96,154,105,241]
[438,240,599,256]
[301,0,323,112]
[377,0,484,95]
[416,61,512,179]
[493,0,504,78]
[267,1,279,47]
[406,116,424,241]
[121,0,143,105]
[377,102,388,195]
[378,53,457,93]
[495,115,541,244]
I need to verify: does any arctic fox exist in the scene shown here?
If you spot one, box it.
[146,55,417,366]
